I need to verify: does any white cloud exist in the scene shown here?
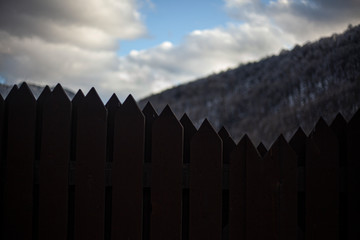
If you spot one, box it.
[108,0,360,100]
[0,0,147,101]
[114,23,296,97]
[1,0,360,102]
[225,0,360,42]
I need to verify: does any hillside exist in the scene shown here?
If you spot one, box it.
[139,25,360,147]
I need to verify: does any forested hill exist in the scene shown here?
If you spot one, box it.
[139,25,360,147]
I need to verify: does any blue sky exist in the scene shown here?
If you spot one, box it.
[0,0,360,101]
[118,0,231,56]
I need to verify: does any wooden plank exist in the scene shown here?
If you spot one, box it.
[180,113,197,164]
[104,93,121,240]
[189,119,222,240]
[289,127,307,239]
[142,102,158,164]
[330,113,348,239]
[3,83,36,239]
[347,109,360,240]
[74,88,106,240]
[306,118,339,240]
[151,105,183,239]
[68,90,85,240]
[33,86,51,240]
[261,135,297,240]
[180,113,196,240]
[38,84,71,240]
[229,134,260,240]
[218,127,235,239]
[218,127,236,164]
[142,102,158,240]
[111,95,144,240]
[105,94,121,164]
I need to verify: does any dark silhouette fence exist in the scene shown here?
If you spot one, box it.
[0,83,359,240]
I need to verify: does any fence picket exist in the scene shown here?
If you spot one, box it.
[330,113,348,238]
[142,102,158,240]
[229,135,259,240]
[218,127,235,239]
[306,118,339,240]
[105,94,121,164]
[104,94,121,240]
[68,90,85,240]
[180,113,196,240]
[111,95,144,240]
[38,84,71,240]
[0,83,359,240]
[150,105,183,239]
[189,119,222,240]
[347,109,360,240]
[3,83,36,239]
[180,113,196,164]
[74,88,106,240]
[289,127,307,239]
[262,135,297,240]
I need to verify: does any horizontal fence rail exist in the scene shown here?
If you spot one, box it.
[0,83,359,240]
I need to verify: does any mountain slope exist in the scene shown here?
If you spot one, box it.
[139,25,360,147]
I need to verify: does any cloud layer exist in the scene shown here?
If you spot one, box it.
[0,0,360,101]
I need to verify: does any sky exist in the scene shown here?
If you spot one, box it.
[0,0,360,102]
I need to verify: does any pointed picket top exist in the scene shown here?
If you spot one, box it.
[265,134,296,160]
[156,105,180,124]
[330,113,347,137]
[6,83,35,107]
[105,93,121,110]
[218,126,236,163]
[192,119,222,147]
[37,85,51,104]
[17,82,36,101]
[50,84,70,102]
[235,134,259,154]
[181,113,197,164]
[331,113,347,126]
[84,86,103,105]
[218,126,236,144]
[218,126,229,138]
[197,119,218,136]
[39,85,51,98]
[180,113,197,133]
[310,116,338,150]
[142,101,158,120]
[270,134,288,148]
[5,84,18,102]
[119,94,144,119]
[311,116,329,136]
[122,94,139,110]
[290,127,307,146]
[72,89,85,105]
[257,142,267,157]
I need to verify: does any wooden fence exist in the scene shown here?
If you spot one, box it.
[0,83,359,240]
